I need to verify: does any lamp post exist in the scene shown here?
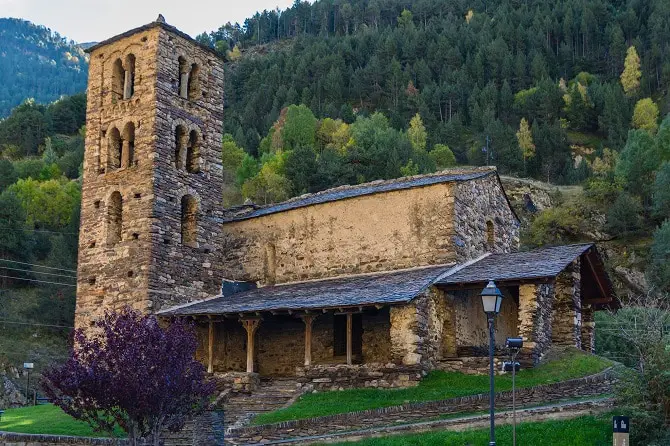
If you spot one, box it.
[23,362,34,402]
[480,280,503,446]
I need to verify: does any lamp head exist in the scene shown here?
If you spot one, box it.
[480,280,503,315]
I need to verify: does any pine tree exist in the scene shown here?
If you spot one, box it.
[620,46,641,97]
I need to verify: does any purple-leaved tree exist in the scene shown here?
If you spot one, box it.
[41,306,215,446]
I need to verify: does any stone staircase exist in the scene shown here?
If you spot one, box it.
[223,377,303,431]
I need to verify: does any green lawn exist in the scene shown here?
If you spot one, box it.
[0,404,124,438]
[253,349,612,424]
[322,414,612,446]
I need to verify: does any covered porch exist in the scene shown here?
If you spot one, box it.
[157,243,617,388]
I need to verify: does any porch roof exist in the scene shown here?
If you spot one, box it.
[158,264,455,316]
[437,244,595,285]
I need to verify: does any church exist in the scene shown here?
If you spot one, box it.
[74,18,617,389]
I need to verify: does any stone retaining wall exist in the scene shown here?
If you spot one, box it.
[213,372,260,393]
[0,432,126,446]
[296,363,425,391]
[226,367,616,444]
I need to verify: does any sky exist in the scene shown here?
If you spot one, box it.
[0,0,298,43]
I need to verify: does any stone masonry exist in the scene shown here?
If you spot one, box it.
[75,20,225,327]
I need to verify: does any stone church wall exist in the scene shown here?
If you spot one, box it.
[552,259,582,348]
[221,182,458,285]
[453,174,520,259]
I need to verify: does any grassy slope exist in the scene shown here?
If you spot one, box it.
[0,404,124,437]
[322,414,612,446]
[253,349,612,424]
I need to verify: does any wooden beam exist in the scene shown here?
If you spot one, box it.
[584,252,610,302]
[207,316,215,374]
[301,315,316,366]
[241,318,261,373]
[346,313,353,366]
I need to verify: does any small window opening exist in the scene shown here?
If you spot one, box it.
[188,63,200,99]
[121,122,135,168]
[132,233,139,240]
[107,191,123,245]
[175,125,188,169]
[181,195,198,247]
[134,193,141,199]
[163,238,171,244]
[123,54,136,99]
[88,277,96,285]
[486,220,495,251]
[94,200,101,209]
[178,57,189,98]
[111,58,124,102]
[127,271,134,278]
[186,130,201,173]
[333,314,363,358]
[108,127,122,170]
[88,241,96,248]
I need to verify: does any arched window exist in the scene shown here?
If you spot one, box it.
[123,54,136,99]
[186,130,200,173]
[107,192,123,245]
[181,195,198,247]
[188,63,200,99]
[111,59,125,102]
[486,220,495,251]
[108,127,122,170]
[175,125,188,169]
[178,57,189,98]
[121,122,135,168]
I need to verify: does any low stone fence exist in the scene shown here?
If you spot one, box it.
[0,432,126,446]
[212,372,260,393]
[225,367,616,444]
[296,363,425,391]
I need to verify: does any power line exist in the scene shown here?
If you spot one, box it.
[0,225,78,236]
[0,266,77,280]
[0,258,77,273]
[0,274,77,287]
[0,320,74,329]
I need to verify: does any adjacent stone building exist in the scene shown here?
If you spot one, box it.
[76,19,617,387]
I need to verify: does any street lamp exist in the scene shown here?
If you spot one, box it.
[480,280,503,446]
[504,337,524,446]
[23,362,34,403]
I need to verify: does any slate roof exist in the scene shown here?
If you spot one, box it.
[437,244,595,285]
[158,264,454,316]
[222,168,496,222]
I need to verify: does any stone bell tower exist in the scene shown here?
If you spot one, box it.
[75,17,225,328]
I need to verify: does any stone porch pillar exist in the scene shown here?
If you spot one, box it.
[301,314,316,366]
[581,305,595,353]
[552,260,582,349]
[390,302,423,365]
[241,318,261,373]
[517,283,553,365]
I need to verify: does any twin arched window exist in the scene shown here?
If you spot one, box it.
[111,54,136,102]
[108,122,136,170]
[175,125,200,173]
[178,56,200,100]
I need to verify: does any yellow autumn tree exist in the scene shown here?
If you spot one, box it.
[620,46,641,97]
[632,98,659,134]
[516,118,535,175]
[408,113,427,152]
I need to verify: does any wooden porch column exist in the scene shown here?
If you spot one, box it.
[301,315,316,366]
[346,313,353,365]
[241,318,261,373]
[207,316,215,374]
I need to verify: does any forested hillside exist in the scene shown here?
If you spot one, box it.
[196,0,670,184]
[0,18,88,117]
